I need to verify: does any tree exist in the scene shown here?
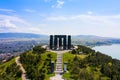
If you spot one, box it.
[79,69,93,80]
[33,45,46,54]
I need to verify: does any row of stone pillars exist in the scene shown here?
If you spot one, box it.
[50,35,71,50]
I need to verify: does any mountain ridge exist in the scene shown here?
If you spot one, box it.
[0,33,119,39]
[0,33,48,38]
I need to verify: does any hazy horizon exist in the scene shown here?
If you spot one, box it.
[0,0,120,38]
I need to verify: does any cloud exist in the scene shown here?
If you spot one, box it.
[0,8,15,13]
[46,16,67,21]
[45,14,120,25]
[87,11,93,15]
[0,14,30,25]
[43,14,120,37]
[0,19,16,28]
[0,14,31,32]
[56,0,65,8]
[24,9,36,13]
[45,0,65,8]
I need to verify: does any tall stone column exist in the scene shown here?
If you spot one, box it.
[68,35,71,49]
[57,38,59,50]
[63,36,66,50]
[54,36,57,50]
[50,35,53,49]
[59,37,62,49]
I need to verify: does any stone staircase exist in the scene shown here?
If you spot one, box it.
[55,53,63,74]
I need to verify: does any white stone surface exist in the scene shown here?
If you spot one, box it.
[50,50,71,80]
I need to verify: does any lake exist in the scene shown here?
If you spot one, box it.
[92,44,120,60]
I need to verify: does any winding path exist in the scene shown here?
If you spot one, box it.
[15,56,28,80]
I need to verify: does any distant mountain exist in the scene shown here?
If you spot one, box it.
[72,35,120,46]
[0,33,48,38]
[74,35,117,40]
[0,33,118,39]
[0,33,120,46]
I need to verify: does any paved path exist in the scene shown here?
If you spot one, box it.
[50,74,64,80]
[15,56,28,80]
[50,50,70,80]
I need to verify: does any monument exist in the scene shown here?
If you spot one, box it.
[49,35,71,50]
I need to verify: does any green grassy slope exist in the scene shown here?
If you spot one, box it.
[62,45,120,80]
[0,58,22,80]
[20,46,57,80]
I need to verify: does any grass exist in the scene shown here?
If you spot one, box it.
[77,54,88,59]
[0,58,22,80]
[63,52,88,63]
[62,52,89,79]
[46,73,55,80]
[41,51,57,80]
[41,51,57,62]
[17,78,22,80]
[101,77,111,80]
[63,52,74,62]
[0,58,15,73]
[62,52,110,80]
[34,51,57,69]
[62,72,71,80]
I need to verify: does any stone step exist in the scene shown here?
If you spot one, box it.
[56,63,62,65]
[56,68,62,70]
[56,67,62,69]
[57,60,62,62]
[57,59,62,61]
[57,55,62,57]
[56,69,62,71]
[55,52,63,74]
[56,61,62,64]
[56,65,62,67]
[56,69,63,71]
[56,66,62,69]
[56,62,62,64]
[56,63,62,66]
[56,66,62,68]
[55,71,63,74]
[57,57,62,59]
[56,63,62,64]
[57,58,62,60]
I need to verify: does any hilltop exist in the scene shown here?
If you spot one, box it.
[0,45,120,80]
[63,45,120,80]
[1,33,120,55]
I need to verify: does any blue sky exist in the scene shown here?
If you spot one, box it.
[0,0,120,38]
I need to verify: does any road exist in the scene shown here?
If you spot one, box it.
[15,56,28,80]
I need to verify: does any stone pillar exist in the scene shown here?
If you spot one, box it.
[64,62,67,72]
[68,35,71,49]
[50,35,53,49]
[59,38,62,49]
[51,61,54,73]
[54,36,57,50]
[63,36,66,50]
[57,38,59,50]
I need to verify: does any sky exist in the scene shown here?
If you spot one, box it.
[0,0,120,38]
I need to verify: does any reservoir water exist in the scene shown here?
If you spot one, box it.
[92,44,120,60]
